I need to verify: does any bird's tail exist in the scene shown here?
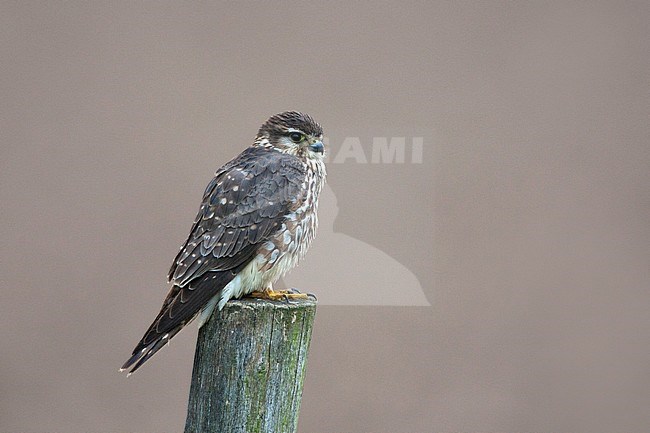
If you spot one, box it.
[120,324,183,376]
[120,269,238,375]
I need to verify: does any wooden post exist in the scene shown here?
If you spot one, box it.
[184,298,317,433]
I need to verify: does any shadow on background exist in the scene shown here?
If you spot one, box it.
[282,185,430,306]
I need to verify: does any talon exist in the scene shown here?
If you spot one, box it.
[248,288,309,302]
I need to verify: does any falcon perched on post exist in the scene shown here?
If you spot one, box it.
[121,111,326,375]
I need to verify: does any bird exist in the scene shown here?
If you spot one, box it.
[121,111,326,375]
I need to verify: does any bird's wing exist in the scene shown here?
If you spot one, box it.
[122,146,306,373]
[169,145,307,286]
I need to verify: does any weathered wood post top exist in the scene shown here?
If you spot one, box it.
[185,297,317,433]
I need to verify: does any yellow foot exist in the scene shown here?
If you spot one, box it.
[248,288,314,302]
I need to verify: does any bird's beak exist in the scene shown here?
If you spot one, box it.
[308,140,324,154]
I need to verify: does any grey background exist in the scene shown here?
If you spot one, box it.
[1,2,649,432]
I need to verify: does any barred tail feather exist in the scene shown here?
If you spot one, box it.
[120,267,243,375]
[120,326,183,375]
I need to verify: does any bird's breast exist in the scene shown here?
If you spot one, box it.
[219,156,325,304]
[258,167,324,281]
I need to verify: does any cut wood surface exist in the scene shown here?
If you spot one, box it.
[184,297,317,433]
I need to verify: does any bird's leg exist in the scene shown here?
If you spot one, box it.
[248,285,310,301]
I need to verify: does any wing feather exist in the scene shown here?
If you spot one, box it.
[169,146,306,285]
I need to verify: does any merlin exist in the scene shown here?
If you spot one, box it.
[121,111,326,375]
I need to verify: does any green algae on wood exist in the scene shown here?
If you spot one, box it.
[184,298,317,433]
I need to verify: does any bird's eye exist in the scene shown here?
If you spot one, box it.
[289,132,304,143]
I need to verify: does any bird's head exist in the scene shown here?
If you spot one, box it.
[255,111,325,160]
